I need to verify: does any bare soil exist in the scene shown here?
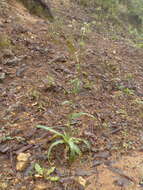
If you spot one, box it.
[0,1,143,190]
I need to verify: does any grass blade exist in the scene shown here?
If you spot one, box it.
[69,141,81,161]
[37,125,64,137]
[47,139,64,162]
[68,112,96,120]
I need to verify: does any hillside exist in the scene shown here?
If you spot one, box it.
[0,0,143,190]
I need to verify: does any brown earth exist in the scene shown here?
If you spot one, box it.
[0,0,143,190]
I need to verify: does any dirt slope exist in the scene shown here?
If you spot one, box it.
[0,1,143,190]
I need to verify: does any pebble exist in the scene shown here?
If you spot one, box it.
[0,182,8,189]
[0,72,6,82]
[16,153,31,171]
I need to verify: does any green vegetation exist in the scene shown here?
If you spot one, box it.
[42,75,56,90]
[0,35,11,49]
[68,112,96,121]
[76,0,143,40]
[36,125,90,162]
[28,88,41,101]
[117,85,134,95]
[35,164,59,181]
[70,78,82,94]
[0,0,143,188]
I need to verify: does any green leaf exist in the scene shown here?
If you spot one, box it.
[69,141,81,161]
[69,148,76,161]
[36,125,91,163]
[47,139,65,162]
[68,112,95,120]
[46,167,55,176]
[71,142,81,155]
[135,99,143,104]
[37,125,64,137]
[48,176,60,182]
[34,163,44,175]
[62,133,71,143]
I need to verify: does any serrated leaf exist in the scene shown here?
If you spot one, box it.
[34,163,44,175]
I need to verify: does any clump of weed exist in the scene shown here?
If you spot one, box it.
[28,88,41,101]
[34,164,59,181]
[0,34,11,49]
[70,78,83,94]
[36,125,90,163]
[36,112,96,162]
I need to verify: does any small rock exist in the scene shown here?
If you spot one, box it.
[17,153,31,162]
[0,182,8,189]
[16,153,31,171]
[16,161,28,171]
[34,183,48,190]
[77,176,86,187]
[0,72,6,82]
